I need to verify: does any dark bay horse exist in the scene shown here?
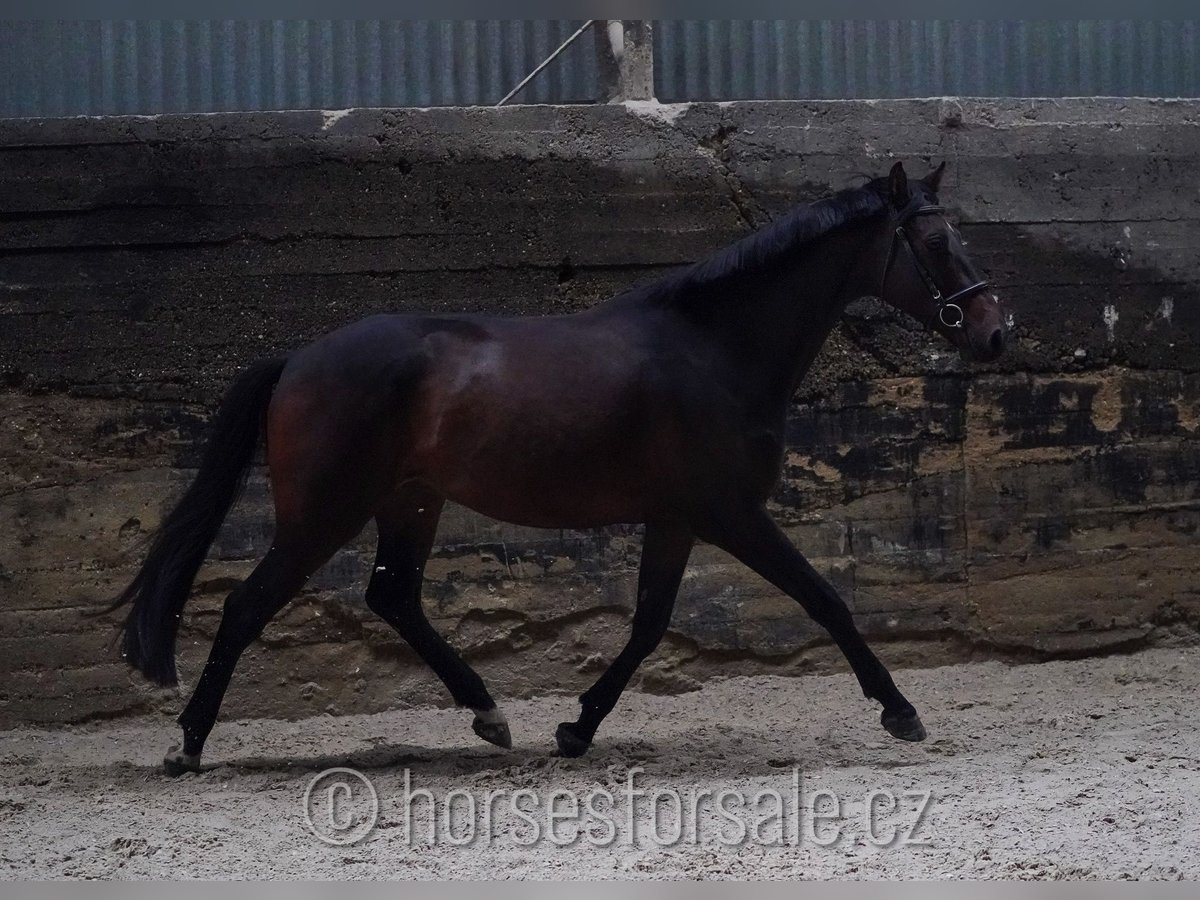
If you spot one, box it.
[112,161,1007,775]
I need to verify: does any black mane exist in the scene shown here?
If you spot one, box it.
[646,178,890,303]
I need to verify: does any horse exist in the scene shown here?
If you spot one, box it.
[110,161,1007,775]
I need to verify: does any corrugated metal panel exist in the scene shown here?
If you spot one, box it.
[0,20,599,117]
[655,20,1200,100]
[2,20,1199,118]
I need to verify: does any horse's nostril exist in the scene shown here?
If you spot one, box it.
[989,328,1005,355]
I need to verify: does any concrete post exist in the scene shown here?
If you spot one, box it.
[595,20,654,103]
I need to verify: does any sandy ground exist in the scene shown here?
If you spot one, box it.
[2,646,1199,880]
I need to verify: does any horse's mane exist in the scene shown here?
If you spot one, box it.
[642,177,889,304]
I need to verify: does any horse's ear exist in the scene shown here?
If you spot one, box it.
[888,161,909,209]
[926,160,947,193]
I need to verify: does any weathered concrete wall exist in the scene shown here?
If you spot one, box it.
[2,98,1199,727]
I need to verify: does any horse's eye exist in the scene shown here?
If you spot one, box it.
[925,233,949,253]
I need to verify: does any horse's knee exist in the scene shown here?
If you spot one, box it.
[366,589,421,631]
[366,588,431,648]
[627,612,672,657]
[626,632,663,659]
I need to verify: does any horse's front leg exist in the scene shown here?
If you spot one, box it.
[699,503,926,742]
[555,521,694,757]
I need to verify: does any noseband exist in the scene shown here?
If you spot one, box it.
[881,205,990,329]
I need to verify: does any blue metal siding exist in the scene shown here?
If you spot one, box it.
[2,20,1199,119]
[654,20,1200,101]
[0,19,599,117]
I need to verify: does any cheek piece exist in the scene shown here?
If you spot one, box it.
[880,205,990,330]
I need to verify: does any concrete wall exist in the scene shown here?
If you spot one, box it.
[2,98,1199,727]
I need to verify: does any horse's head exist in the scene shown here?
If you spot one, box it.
[878,161,1008,362]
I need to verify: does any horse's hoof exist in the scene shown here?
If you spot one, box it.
[163,746,202,777]
[472,709,513,750]
[881,708,927,742]
[554,722,591,758]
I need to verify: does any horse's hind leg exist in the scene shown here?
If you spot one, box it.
[555,521,694,757]
[165,537,338,775]
[367,488,510,748]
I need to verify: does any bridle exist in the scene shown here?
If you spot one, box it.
[881,204,990,330]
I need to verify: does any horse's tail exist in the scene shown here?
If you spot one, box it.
[112,357,288,686]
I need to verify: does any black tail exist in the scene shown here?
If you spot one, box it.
[113,357,288,686]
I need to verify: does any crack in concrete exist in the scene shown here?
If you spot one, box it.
[694,114,768,234]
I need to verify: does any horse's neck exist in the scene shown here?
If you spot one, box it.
[697,221,880,404]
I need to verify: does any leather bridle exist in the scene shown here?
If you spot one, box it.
[881,204,990,330]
